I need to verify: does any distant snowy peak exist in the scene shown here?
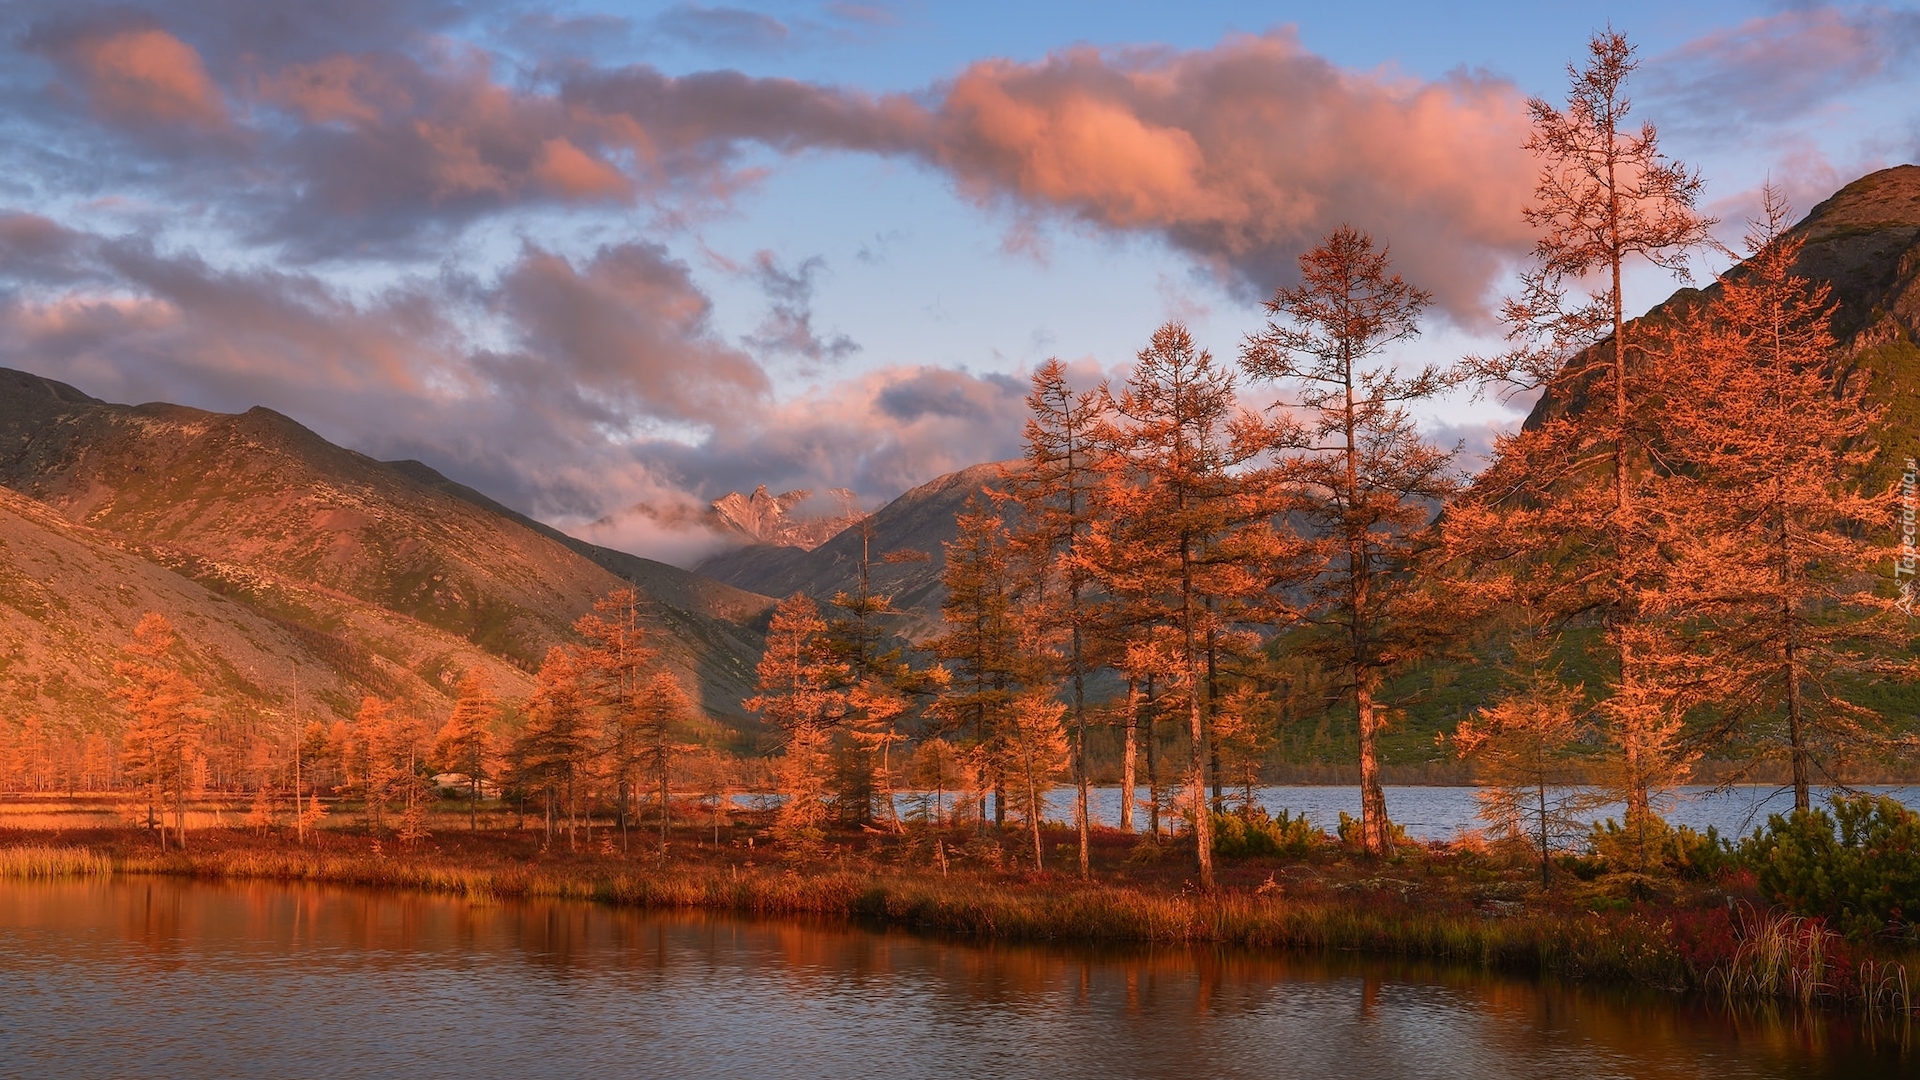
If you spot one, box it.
[709,485,864,550]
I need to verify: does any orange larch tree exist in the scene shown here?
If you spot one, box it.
[433,668,500,831]
[1658,188,1912,811]
[114,612,206,851]
[1460,29,1717,829]
[574,587,660,849]
[1088,322,1273,887]
[1002,357,1108,875]
[1242,225,1458,857]
[745,593,847,851]
[512,647,599,850]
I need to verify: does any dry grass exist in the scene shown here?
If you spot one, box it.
[0,845,115,879]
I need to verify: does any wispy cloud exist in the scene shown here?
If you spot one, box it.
[1645,5,1920,138]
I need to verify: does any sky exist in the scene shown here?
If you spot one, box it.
[0,0,1916,565]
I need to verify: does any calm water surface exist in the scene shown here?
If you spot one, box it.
[0,877,1910,1078]
[1033,785,1920,839]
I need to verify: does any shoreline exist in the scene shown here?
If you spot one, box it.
[4,824,1915,1016]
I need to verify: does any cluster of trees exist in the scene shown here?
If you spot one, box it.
[56,589,730,854]
[742,31,1915,886]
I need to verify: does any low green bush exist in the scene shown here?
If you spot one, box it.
[1213,807,1322,859]
[1588,810,1734,880]
[1742,794,1920,940]
[1334,810,1407,849]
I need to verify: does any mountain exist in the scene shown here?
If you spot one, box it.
[0,482,529,736]
[0,369,777,731]
[696,462,1012,640]
[709,485,865,549]
[1526,163,1920,476]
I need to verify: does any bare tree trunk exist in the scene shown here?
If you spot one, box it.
[1357,679,1390,856]
[1120,680,1138,833]
[1144,677,1161,838]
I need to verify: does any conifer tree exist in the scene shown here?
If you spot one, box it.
[114,613,206,851]
[1242,226,1457,856]
[514,646,598,850]
[746,594,847,851]
[434,668,499,831]
[997,689,1071,871]
[1088,322,1272,886]
[632,669,697,853]
[574,588,659,847]
[1452,616,1599,884]
[1459,30,1716,832]
[926,498,1038,828]
[1658,189,1912,810]
[355,696,431,840]
[1004,358,1108,874]
[821,523,934,826]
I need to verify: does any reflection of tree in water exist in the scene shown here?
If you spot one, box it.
[10,879,1910,1076]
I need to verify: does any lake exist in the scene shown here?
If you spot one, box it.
[0,877,1909,1077]
[1034,785,1920,839]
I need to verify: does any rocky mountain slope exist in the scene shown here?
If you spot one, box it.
[0,370,776,732]
[697,462,1012,640]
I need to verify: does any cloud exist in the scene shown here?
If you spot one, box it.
[26,22,228,130]
[903,32,1535,319]
[650,5,792,53]
[742,251,859,366]
[1645,6,1920,136]
[487,239,770,428]
[0,215,1027,564]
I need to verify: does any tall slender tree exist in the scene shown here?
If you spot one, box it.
[1462,29,1717,830]
[926,498,1034,818]
[632,669,696,853]
[575,588,660,849]
[434,668,499,831]
[746,594,847,851]
[1242,225,1457,856]
[513,647,598,850]
[1003,358,1108,875]
[1658,189,1911,810]
[114,613,206,851]
[1089,322,1270,887]
[997,689,1071,871]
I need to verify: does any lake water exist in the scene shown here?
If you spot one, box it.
[1026,785,1920,840]
[0,877,1909,1078]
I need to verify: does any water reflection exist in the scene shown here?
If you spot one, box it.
[0,878,1908,1078]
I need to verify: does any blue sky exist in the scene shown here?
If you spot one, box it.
[0,0,1915,564]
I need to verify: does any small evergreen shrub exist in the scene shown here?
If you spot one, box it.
[1742,794,1920,940]
[1588,810,1734,880]
[1213,807,1322,859]
[1334,810,1407,850]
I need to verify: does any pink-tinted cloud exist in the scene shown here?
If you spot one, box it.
[31,24,228,129]
[910,32,1534,317]
[14,9,1540,307]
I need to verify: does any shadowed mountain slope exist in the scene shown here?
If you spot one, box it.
[0,369,775,729]
[1526,163,1920,477]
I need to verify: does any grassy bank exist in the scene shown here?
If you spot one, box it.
[2,822,1912,1016]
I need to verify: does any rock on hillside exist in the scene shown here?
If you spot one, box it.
[0,369,776,728]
